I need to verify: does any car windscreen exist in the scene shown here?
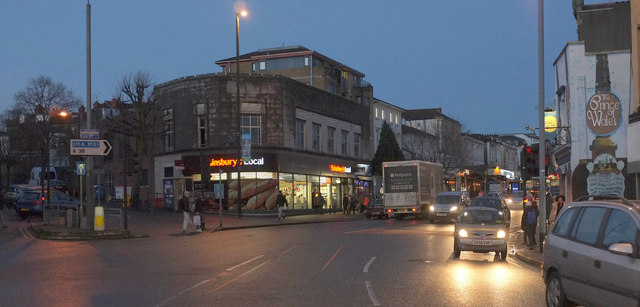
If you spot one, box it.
[470,198,501,210]
[460,210,503,224]
[434,195,460,204]
[21,192,41,201]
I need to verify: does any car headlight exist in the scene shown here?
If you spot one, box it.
[458,229,468,237]
[507,199,512,204]
[450,206,458,212]
[498,211,503,215]
[429,205,435,212]
[497,230,506,238]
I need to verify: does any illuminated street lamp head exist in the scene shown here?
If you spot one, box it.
[234,1,248,16]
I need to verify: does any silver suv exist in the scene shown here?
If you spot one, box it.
[542,195,640,307]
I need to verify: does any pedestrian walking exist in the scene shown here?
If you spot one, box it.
[179,192,192,233]
[349,194,358,215]
[521,194,540,249]
[545,191,553,222]
[548,195,566,224]
[342,193,349,214]
[194,194,205,232]
[0,191,7,229]
[276,189,288,220]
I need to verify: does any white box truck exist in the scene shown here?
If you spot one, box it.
[382,160,443,219]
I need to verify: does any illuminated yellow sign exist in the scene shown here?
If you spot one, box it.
[545,112,558,133]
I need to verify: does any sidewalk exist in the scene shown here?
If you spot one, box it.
[29,208,544,267]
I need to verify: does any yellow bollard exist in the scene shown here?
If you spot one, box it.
[94,206,105,231]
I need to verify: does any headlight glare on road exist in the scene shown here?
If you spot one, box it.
[429,205,435,212]
[450,206,458,212]
[458,229,468,237]
[497,230,506,238]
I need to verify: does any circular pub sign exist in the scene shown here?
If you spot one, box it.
[586,92,622,136]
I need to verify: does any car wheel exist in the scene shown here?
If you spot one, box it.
[378,214,383,220]
[500,247,508,260]
[429,218,436,224]
[395,215,404,220]
[453,241,461,258]
[546,272,569,307]
[365,213,371,219]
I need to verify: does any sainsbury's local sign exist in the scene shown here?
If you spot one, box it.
[209,157,265,168]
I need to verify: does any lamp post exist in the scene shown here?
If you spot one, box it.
[537,0,547,252]
[235,7,247,218]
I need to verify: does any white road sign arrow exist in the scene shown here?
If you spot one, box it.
[70,139,112,156]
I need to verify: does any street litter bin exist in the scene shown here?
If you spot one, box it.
[94,206,105,231]
[66,209,73,229]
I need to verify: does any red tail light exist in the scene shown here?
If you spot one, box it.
[523,198,529,203]
[412,208,417,212]
[386,209,392,213]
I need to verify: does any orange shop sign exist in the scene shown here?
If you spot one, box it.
[330,164,351,174]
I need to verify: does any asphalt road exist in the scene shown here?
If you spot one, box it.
[0,206,544,307]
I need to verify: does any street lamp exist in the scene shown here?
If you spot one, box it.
[537,0,547,252]
[235,4,247,218]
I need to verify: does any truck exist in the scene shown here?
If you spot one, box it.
[382,160,443,219]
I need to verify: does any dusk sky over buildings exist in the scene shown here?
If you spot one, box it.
[0,1,604,134]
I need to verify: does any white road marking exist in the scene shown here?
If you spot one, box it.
[226,254,264,271]
[20,226,35,240]
[365,280,381,306]
[281,245,296,255]
[343,227,383,234]
[363,257,376,273]
[210,260,271,293]
[155,279,211,307]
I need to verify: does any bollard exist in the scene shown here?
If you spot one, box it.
[94,206,105,231]
[66,209,73,229]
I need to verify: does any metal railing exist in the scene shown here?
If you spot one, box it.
[103,207,124,231]
[43,205,79,228]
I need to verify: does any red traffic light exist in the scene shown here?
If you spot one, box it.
[525,146,532,153]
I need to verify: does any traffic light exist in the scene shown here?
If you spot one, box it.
[523,144,539,180]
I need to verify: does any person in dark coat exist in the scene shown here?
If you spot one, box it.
[194,194,205,232]
[342,193,349,214]
[521,194,540,249]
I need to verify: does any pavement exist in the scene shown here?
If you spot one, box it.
[25,207,544,267]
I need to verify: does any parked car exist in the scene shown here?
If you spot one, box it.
[428,191,471,223]
[453,207,508,260]
[469,196,511,229]
[4,184,32,207]
[543,195,640,307]
[365,198,385,219]
[15,188,80,219]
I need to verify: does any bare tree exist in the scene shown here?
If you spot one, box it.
[104,72,163,209]
[422,121,468,174]
[12,76,79,197]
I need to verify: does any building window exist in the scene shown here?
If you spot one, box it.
[164,167,173,178]
[241,114,261,145]
[196,103,205,115]
[328,83,335,94]
[389,112,393,122]
[327,126,335,153]
[341,130,348,155]
[164,108,173,151]
[198,116,206,147]
[356,96,362,104]
[304,57,309,67]
[375,107,379,118]
[312,123,321,151]
[381,109,385,121]
[259,61,266,71]
[252,63,257,72]
[364,97,370,106]
[395,115,398,125]
[296,119,305,149]
[354,133,361,157]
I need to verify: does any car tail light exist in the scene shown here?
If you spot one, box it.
[523,198,529,204]
[386,209,392,213]
[411,208,417,212]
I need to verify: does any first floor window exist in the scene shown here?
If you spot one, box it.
[312,123,321,151]
[164,109,173,150]
[296,119,306,149]
[327,127,335,153]
[354,133,361,157]
[241,114,261,145]
[341,130,348,155]
[198,116,206,147]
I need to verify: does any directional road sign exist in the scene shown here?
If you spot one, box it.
[70,139,112,156]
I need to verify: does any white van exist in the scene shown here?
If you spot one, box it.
[29,167,58,186]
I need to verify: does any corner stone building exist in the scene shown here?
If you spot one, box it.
[153,73,372,212]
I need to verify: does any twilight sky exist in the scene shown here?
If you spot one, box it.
[0,1,605,134]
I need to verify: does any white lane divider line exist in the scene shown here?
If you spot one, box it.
[210,260,270,293]
[226,254,264,271]
[281,245,296,255]
[343,227,382,234]
[363,257,376,273]
[365,280,381,306]
[155,279,211,307]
